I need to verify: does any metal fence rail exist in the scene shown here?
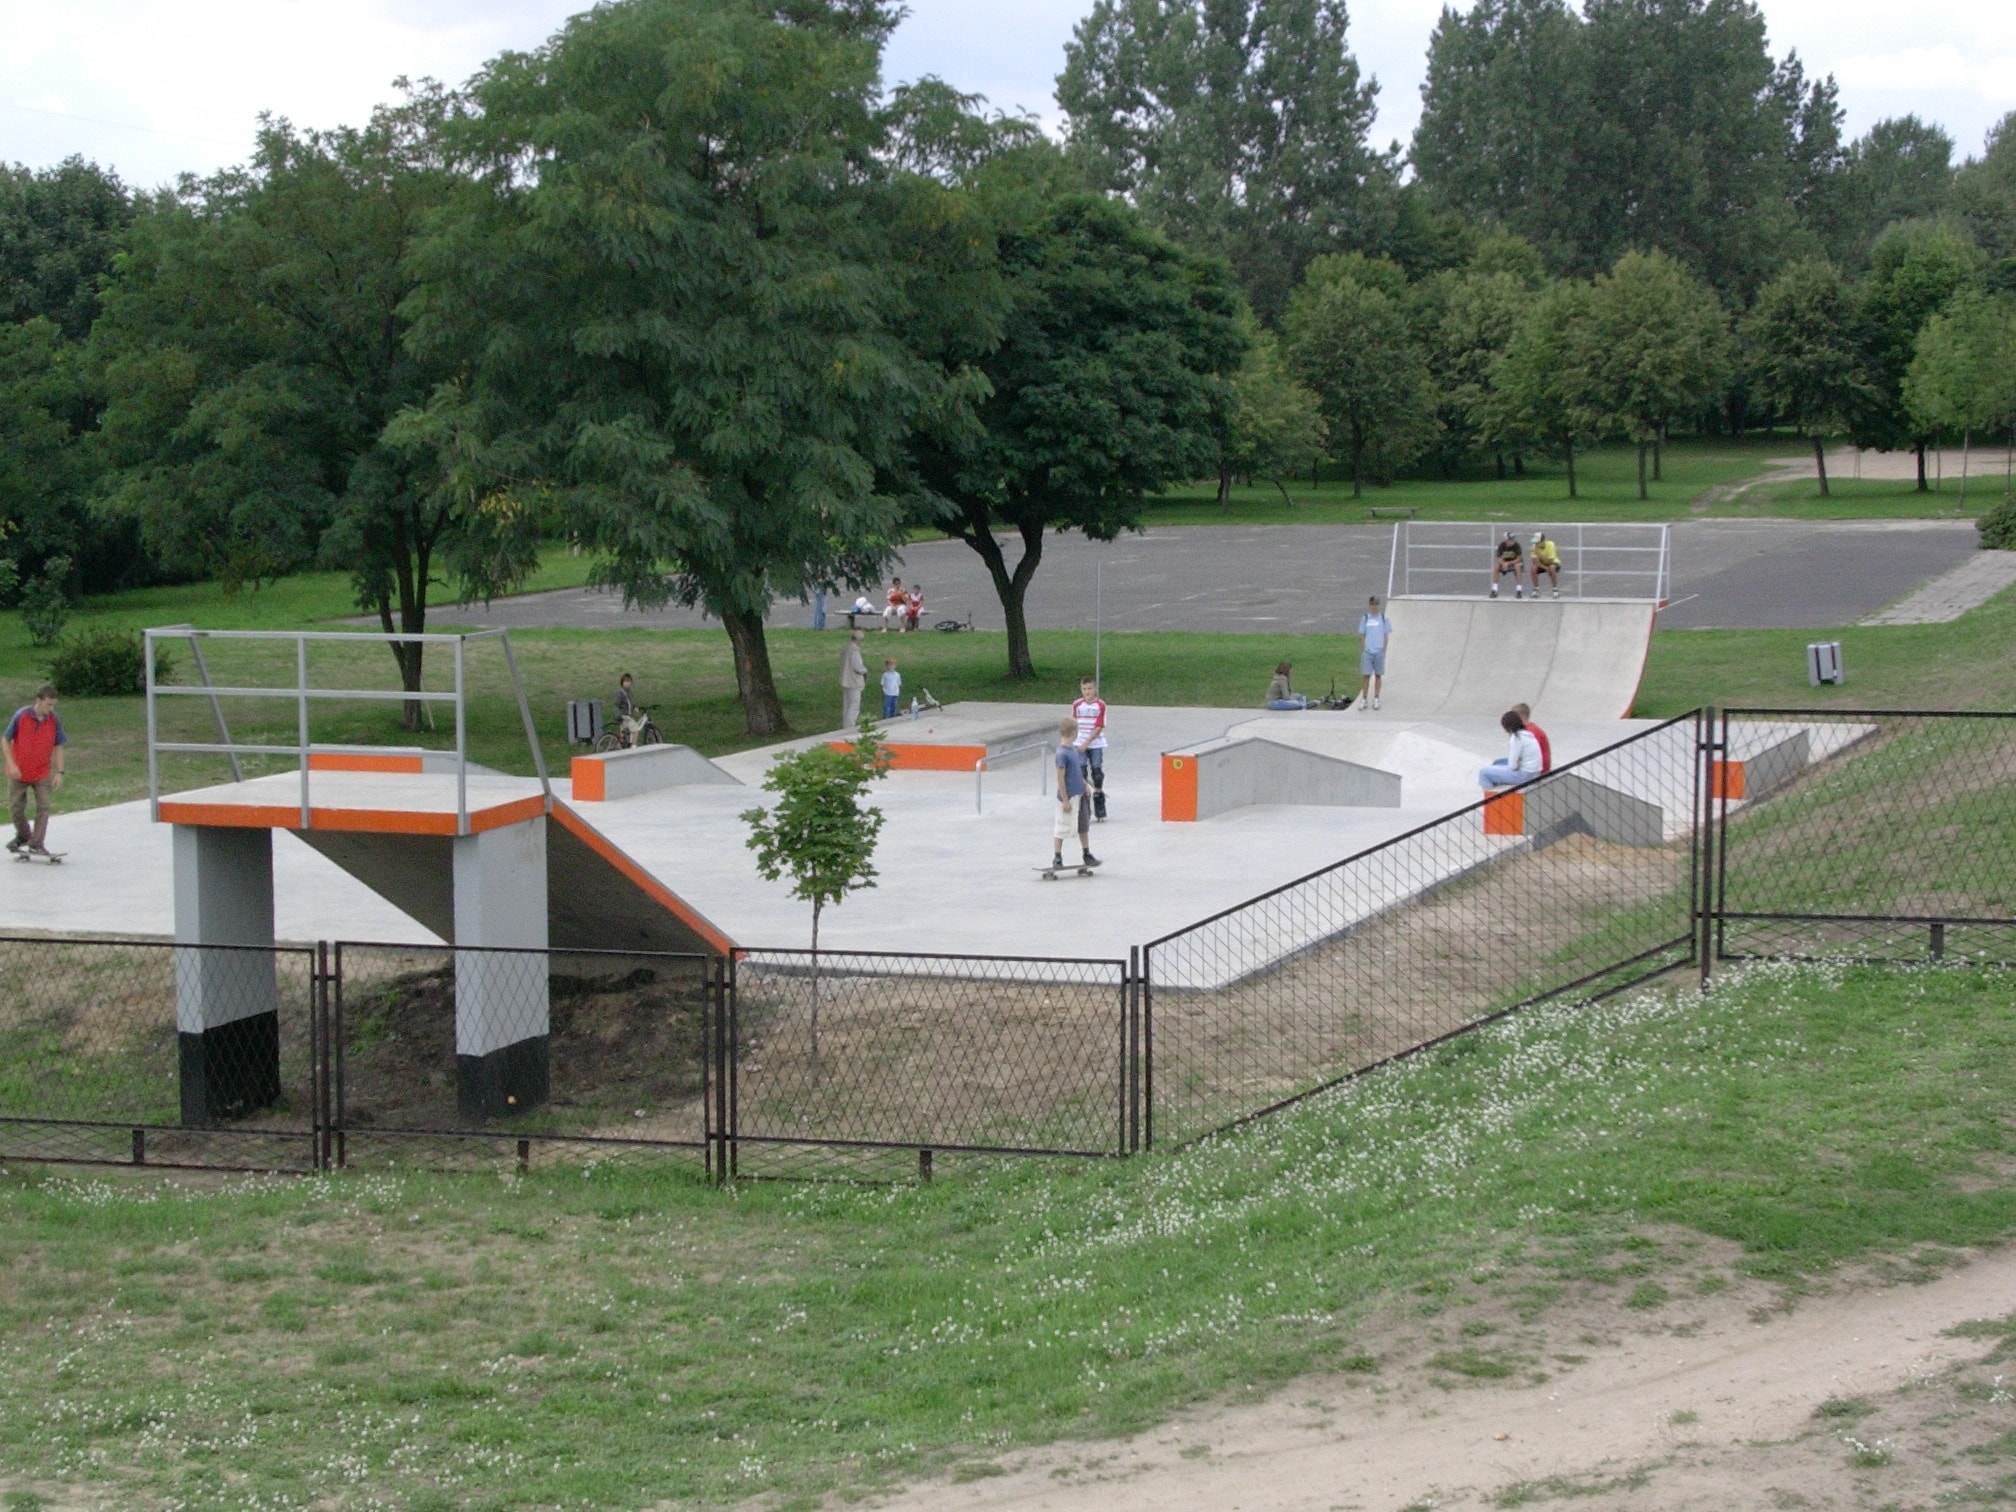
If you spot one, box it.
[6,707,2013,1179]
[1142,712,1705,1147]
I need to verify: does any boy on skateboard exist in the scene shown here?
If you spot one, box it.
[1491,532,1525,598]
[1050,717,1100,873]
[5,684,66,857]
[1071,676,1108,821]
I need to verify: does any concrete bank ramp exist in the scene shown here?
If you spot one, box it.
[1161,736,1402,821]
[1379,598,1655,722]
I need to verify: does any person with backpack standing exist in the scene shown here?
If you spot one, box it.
[4,684,66,857]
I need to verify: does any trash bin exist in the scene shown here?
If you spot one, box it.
[1806,642,1844,686]
[567,698,603,745]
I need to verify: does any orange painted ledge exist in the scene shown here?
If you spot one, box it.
[1710,759,1747,800]
[570,756,606,802]
[550,802,736,956]
[307,752,425,775]
[826,741,988,773]
[158,793,547,837]
[1161,753,1199,823]
[1482,789,1525,835]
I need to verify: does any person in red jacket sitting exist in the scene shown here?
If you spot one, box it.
[1513,703,1552,773]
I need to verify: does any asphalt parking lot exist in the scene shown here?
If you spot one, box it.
[433,518,1981,637]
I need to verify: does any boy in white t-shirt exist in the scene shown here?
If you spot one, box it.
[1071,676,1109,821]
[880,658,902,719]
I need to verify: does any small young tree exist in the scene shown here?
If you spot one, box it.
[1220,326,1327,508]
[742,722,893,1069]
[1284,259,1440,498]
[1486,280,1604,498]
[1583,250,1729,500]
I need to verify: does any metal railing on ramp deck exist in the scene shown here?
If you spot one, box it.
[1385,521,1671,603]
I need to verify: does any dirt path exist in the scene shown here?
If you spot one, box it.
[865,1246,2016,1511]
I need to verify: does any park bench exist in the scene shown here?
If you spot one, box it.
[1365,505,1418,520]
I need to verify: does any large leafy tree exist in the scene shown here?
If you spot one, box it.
[1905,292,2016,499]
[1833,117,1955,262]
[1415,0,1843,303]
[1742,259,1874,495]
[1485,279,1604,497]
[1852,219,1979,486]
[1583,250,1729,498]
[1220,323,1325,506]
[908,185,1245,679]
[1412,252,1537,474]
[1953,113,2016,274]
[94,92,537,715]
[410,0,933,735]
[1284,254,1439,497]
[0,157,134,341]
[1056,0,1393,323]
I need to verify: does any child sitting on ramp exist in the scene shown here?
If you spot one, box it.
[1490,532,1526,598]
[1479,709,1544,793]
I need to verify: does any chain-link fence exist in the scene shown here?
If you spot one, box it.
[725,950,1133,1178]
[331,942,716,1172]
[0,936,322,1170]
[9,708,2016,1178]
[1142,713,1706,1147]
[1712,710,2016,966]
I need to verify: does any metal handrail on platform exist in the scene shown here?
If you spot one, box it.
[1384,521,1671,604]
[144,626,552,836]
[975,740,1055,815]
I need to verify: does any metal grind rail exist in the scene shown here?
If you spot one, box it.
[143,626,550,836]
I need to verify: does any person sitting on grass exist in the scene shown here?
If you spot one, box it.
[1479,709,1544,793]
[1265,661,1309,710]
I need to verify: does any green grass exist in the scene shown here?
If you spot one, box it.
[3,960,2014,1508]
[1636,582,2016,717]
[1713,474,1993,520]
[1142,437,1806,526]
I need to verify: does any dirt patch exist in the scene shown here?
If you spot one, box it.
[856,1243,2016,1511]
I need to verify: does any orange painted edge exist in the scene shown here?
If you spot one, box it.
[551,801,737,957]
[827,740,989,772]
[1710,759,1747,801]
[1482,790,1525,835]
[569,756,607,802]
[308,752,425,775]
[159,792,547,837]
[1161,754,1198,823]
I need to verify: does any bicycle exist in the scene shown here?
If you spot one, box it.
[594,710,663,752]
[933,612,974,633]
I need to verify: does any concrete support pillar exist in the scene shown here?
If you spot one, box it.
[452,818,550,1118]
[172,826,281,1123]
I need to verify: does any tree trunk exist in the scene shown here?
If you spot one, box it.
[808,898,821,1076]
[1351,423,1365,500]
[722,608,788,735]
[1513,452,1524,477]
[1216,462,1233,512]
[1270,477,1296,510]
[956,506,1044,679]
[1812,434,1830,498]
[1916,441,1928,493]
[1564,438,1578,500]
[1653,425,1664,482]
[1495,451,1506,480]
[1960,430,1971,510]
[1636,440,1648,501]
[374,596,428,732]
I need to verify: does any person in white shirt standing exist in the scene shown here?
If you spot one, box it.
[1355,595,1393,710]
[1072,676,1109,822]
[1478,709,1544,793]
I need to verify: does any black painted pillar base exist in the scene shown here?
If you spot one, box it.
[457,1035,551,1120]
[178,1012,282,1124]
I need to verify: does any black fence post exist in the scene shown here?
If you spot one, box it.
[1141,944,1154,1152]
[1697,709,1719,992]
[1931,921,1946,960]
[1126,948,1140,1156]
[726,953,739,1183]
[331,943,347,1171]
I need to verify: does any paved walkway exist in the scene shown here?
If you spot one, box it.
[1860,550,2016,624]
[431,519,1985,637]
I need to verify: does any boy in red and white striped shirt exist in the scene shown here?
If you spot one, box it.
[1071,677,1108,821]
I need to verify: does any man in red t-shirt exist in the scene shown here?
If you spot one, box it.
[4,683,67,854]
[1513,703,1551,774]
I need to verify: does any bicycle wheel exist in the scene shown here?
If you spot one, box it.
[638,722,664,746]
[934,619,964,633]
[592,732,622,753]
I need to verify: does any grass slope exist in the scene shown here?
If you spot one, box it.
[2,961,2014,1509]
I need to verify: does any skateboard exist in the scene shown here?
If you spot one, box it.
[1037,859,1101,880]
[12,849,66,864]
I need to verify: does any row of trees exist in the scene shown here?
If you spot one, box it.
[1234,213,1999,507]
[6,0,2016,734]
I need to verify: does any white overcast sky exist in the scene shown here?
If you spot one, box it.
[2,0,2013,191]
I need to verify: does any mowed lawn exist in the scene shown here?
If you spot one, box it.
[3,961,2015,1509]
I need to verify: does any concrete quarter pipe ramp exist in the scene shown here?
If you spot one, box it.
[1377,598,1655,722]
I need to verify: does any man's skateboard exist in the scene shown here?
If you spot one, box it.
[1038,859,1100,880]
[12,849,66,864]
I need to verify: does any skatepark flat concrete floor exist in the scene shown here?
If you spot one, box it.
[430,519,1982,638]
[4,707,1668,961]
